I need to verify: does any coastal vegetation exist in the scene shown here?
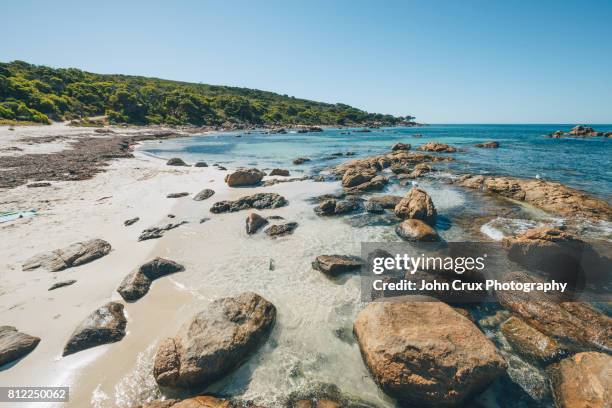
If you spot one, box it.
[0,61,413,126]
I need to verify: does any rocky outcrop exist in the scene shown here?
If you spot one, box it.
[193,189,215,201]
[138,221,188,241]
[23,239,112,272]
[167,192,189,198]
[548,352,611,408]
[407,163,433,179]
[418,142,457,153]
[264,222,298,237]
[395,219,440,242]
[391,142,411,151]
[63,302,127,356]
[500,316,564,364]
[48,279,77,291]
[269,168,290,177]
[224,168,265,187]
[124,217,140,226]
[345,175,388,193]
[497,271,612,352]
[246,213,268,234]
[293,157,311,165]
[312,255,363,277]
[314,199,358,216]
[167,158,188,166]
[393,188,437,225]
[353,300,506,406]
[475,141,499,148]
[153,292,276,388]
[0,326,40,366]
[210,193,288,213]
[548,125,608,138]
[117,258,184,302]
[341,169,376,188]
[456,175,612,220]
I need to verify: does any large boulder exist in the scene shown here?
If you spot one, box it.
[548,352,611,408]
[210,193,288,213]
[0,326,40,366]
[395,219,440,242]
[153,292,276,388]
[245,213,268,234]
[312,255,363,277]
[394,188,437,225]
[500,316,564,365]
[23,239,112,272]
[418,142,457,153]
[63,302,127,356]
[117,258,185,302]
[224,168,265,187]
[353,300,506,406]
[193,189,215,201]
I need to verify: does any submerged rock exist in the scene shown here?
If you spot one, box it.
[224,168,265,187]
[368,195,402,209]
[264,222,298,237]
[23,239,112,272]
[500,316,564,365]
[418,142,457,152]
[210,193,288,213]
[312,255,363,277]
[0,326,40,367]
[475,141,499,148]
[395,219,440,242]
[364,200,385,213]
[193,188,215,201]
[353,300,506,406]
[394,187,437,225]
[293,157,311,165]
[166,158,188,166]
[124,217,140,226]
[407,163,433,179]
[63,302,127,356]
[548,352,611,408]
[153,292,276,388]
[246,213,268,234]
[48,279,77,291]
[269,168,290,177]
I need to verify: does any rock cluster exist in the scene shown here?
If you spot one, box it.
[314,199,358,216]
[210,193,288,213]
[23,239,112,272]
[417,142,457,152]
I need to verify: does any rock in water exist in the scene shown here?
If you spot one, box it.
[63,302,127,356]
[194,161,208,167]
[368,195,402,209]
[269,168,290,176]
[548,352,611,408]
[246,213,268,234]
[364,200,385,213]
[210,193,288,213]
[124,217,140,226]
[264,222,298,237]
[224,168,265,187]
[293,157,311,165]
[475,141,499,148]
[417,142,457,152]
[500,316,564,365]
[153,292,276,388]
[394,188,437,225]
[0,326,40,366]
[391,142,411,151]
[193,189,215,201]
[312,255,363,277]
[23,239,112,272]
[353,300,506,406]
[314,199,359,216]
[167,158,188,166]
[395,219,440,242]
[117,258,185,302]
[48,280,77,291]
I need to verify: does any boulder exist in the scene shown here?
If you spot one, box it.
[418,142,457,153]
[224,168,265,187]
[368,195,402,209]
[475,141,499,148]
[23,239,112,272]
[269,168,290,177]
[314,199,358,216]
[167,192,189,198]
[153,292,276,388]
[364,201,384,213]
[167,158,188,166]
[193,189,215,201]
[124,217,140,226]
[548,352,611,408]
[345,175,388,193]
[391,142,411,151]
[210,193,288,213]
[48,280,77,291]
[264,222,298,237]
[293,157,311,165]
[568,125,596,136]
[117,258,185,302]
[394,188,437,225]
[353,300,506,406]
[408,163,433,179]
[246,213,268,234]
[341,169,376,188]
[0,326,40,366]
[194,161,208,167]
[312,255,363,277]
[63,302,127,356]
[496,271,612,352]
[395,219,440,242]
[500,316,564,365]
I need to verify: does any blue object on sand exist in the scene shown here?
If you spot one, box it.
[0,209,37,223]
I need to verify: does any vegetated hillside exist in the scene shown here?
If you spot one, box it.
[0,60,414,126]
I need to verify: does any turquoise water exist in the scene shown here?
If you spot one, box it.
[142,124,612,201]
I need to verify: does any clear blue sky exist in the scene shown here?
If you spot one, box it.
[2,0,611,123]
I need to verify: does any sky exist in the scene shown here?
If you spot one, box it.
[1,0,611,123]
